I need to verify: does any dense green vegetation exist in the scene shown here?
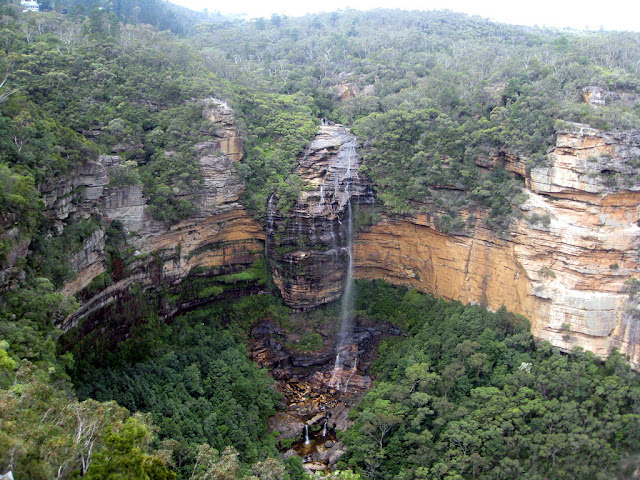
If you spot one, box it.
[2,1,639,232]
[64,290,334,479]
[69,300,283,477]
[0,0,317,225]
[195,9,640,226]
[341,280,640,479]
[233,89,318,214]
[353,108,527,233]
[0,277,175,479]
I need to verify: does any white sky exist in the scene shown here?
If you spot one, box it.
[169,0,640,31]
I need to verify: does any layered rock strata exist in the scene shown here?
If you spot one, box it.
[355,122,640,368]
[59,99,264,329]
[267,125,374,310]
[1,158,111,290]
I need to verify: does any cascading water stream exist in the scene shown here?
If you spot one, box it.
[266,193,276,248]
[265,193,277,277]
[337,198,354,351]
[329,138,357,392]
[328,352,342,390]
[264,127,379,471]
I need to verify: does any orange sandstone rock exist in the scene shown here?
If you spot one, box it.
[356,122,640,369]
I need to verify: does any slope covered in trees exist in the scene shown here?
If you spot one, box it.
[341,281,640,479]
[68,297,284,478]
[3,2,639,231]
[1,1,640,478]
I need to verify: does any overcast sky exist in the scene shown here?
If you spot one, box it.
[168,0,640,31]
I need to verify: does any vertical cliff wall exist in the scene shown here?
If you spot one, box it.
[267,125,374,310]
[355,122,640,368]
[26,103,640,371]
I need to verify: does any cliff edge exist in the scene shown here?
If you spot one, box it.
[356,122,640,368]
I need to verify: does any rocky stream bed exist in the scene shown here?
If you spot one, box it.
[250,318,402,474]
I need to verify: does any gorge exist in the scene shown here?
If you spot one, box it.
[3,5,640,478]
[46,102,640,369]
[54,100,638,367]
[30,101,640,475]
[12,98,639,373]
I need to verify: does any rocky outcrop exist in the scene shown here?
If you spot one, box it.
[0,158,111,291]
[333,82,359,102]
[101,146,245,250]
[583,86,610,106]
[582,86,640,108]
[267,125,374,310]
[333,81,375,102]
[200,98,244,162]
[0,227,29,287]
[529,122,640,195]
[355,121,640,368]
[251,317,391,471]
[41,160,109,229]
[59,99,263,328]
[63,208,263,329]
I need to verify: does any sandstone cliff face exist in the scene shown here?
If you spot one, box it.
[529,122,640,195]
[0,158,111,290]
[356,122,640,368]
[201,98,244,163]
[42,159,110,228]
[582,86,640,108]
[59,99,263,329]
[267,125,374,310]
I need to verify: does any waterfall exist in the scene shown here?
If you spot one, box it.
[338,141,355,352]
[328,352,342,390]
[304,424,311,445]
[265,193,276,256]
[322,419,328,437]
[337,198,354,350]
[265,193,276,278]
[266,193,276,235]
[328,139,357,391]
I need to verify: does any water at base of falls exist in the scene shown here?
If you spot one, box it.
[292,419,337,472]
